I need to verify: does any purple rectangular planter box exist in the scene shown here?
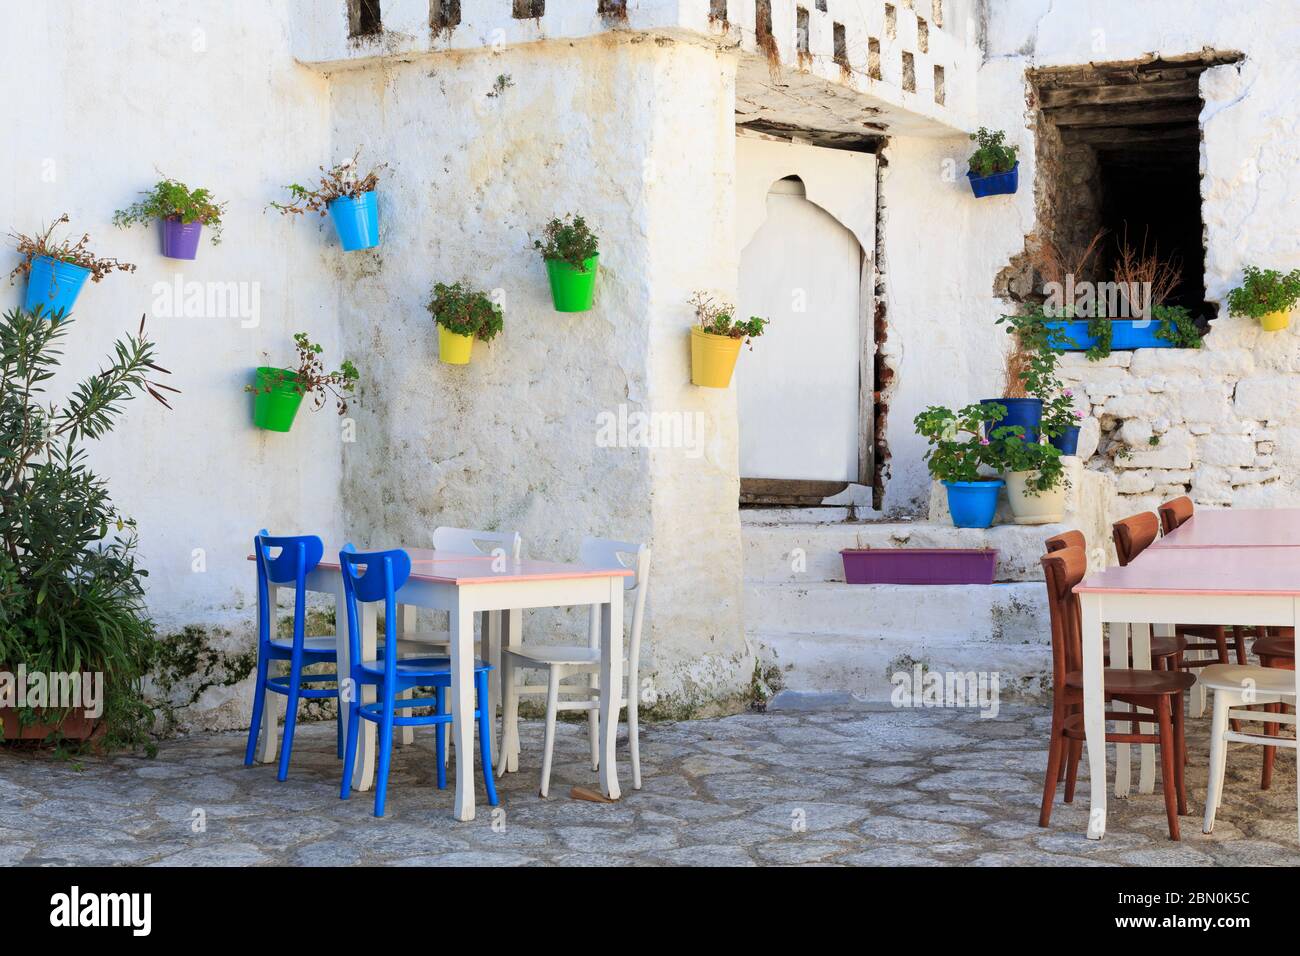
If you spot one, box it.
[840,548,998,585]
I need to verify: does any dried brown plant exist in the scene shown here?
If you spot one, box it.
[1112,225,1182,310]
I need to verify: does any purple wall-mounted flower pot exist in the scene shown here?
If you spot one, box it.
[161,217,203,260]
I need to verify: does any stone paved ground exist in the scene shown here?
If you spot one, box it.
[1,702,1297,866]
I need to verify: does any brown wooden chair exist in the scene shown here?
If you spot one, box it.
[1095,517,1187,670]
[1157,495,1194,535]
[1039,545,1193,839]
[1256,630,1296,790]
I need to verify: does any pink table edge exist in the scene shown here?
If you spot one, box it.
[1151,507,1300,550]
[248,548,632,585]
[1076,546,1300,597]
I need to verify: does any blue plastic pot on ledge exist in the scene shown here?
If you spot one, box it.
[967,162,1019,198]
[1045,318,1174,351]
[943,479,1004,529]
[1050,425,1081,456]
[981,396,1043,443]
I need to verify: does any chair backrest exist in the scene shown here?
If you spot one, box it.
[1040,545,1088,687]
[432,526,523,561]
[580,537,651,679]
[1044,529,1085,554]
[1112,511,1159,567]
[339,546,411,680]
[1158,495,1194,535]
[253,531,324,650]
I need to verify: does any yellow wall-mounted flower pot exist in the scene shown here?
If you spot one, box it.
[1260,309,1291,332]
[439,327,474,365]
[690,326,743,388]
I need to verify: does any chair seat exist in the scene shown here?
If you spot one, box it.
[1150,633,1186,659]
[1200,663,1299,697]
[358,656,490,679]
[503,645,627,667]
[1066,667,1195,695]
[269,635,339,655]
[1255,634,1296,660]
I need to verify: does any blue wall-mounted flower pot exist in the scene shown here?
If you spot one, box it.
[328,191,380,251]
[24,255,91,318]
[967,162,1019,198]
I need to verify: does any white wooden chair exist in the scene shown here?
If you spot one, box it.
[1201,662,1299,837]
[394,526,523,754]
[497,538,650,797]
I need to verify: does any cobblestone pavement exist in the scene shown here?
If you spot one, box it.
[1,703,1297,866]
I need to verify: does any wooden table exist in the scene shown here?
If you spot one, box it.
[251,548,632,821]
[1074,547,1300,839]
[1150,508,1300,550]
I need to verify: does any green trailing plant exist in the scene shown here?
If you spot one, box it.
[8,214,137,284]
[0,310,178,750]
[1226,266,1300,320]
[246,333,359,415]
[427,281,504,342]
[996,305,1078,439]
[534,214,599,270]
[112,177,227,244]
[690,291,769,345]
[913,402,1005,483]
[967,127,1018,177]
[269,147,386,218]
[990,425,1067,495]
[1152,304,1203,350]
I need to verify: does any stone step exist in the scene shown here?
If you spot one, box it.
[742,521,1076,583]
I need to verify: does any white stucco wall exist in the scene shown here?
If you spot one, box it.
[2,1,340,649]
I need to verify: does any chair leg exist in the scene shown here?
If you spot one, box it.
[588,668,600,772]
[340,699,360,800]
[435,685,448,791]
[498,654,518,779]
[1064,737,1082,804]
[1154,696,1180,841]
[336,697,344,760]
[1203,692,1231,834]
[1263,701,1279,791]
[277,658,303,782]
[628,692,641,791]
[1172,692,1188,816]
[476,671,499,807]
[539,668,561,798]
[244,654,269,766]
[1039,709,1066,828]
[1233,626,1248,666]
[374,684,395,818]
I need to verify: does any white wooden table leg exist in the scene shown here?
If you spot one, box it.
[256,584,281,764]
[598,577,624,801]
[451,592,477,821]
[1082,593,1108,840]
[1131,622,1156,794]
[350,599,378,791]
[502,608,521,773]
[397,604,416,746]
[1110,622,1131,798]
[1191,640,1208,717]
[483,610,501,765]
[332,580,350,761]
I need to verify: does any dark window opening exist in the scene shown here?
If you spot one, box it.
[816,0,827,10]
[512,0,544,19]
[756,0,773,42]
[796,7,810,56]
[833,22,847,67]
[348,0,382,37]
[710,0,728,23]
[916,17,927,53]
[867,37,881,79]
[598,0,628,21]
[430,0,460,32]
[901,50,915,92]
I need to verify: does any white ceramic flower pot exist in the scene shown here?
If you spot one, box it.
[1004,470,1066,525]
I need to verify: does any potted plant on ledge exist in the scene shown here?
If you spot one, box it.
[534,214,600,312]
[427,281,504,365]
[966,127,1018,198]
[688,291,769,388]
[914,401,1006,529]
[9,214,136,318]
[271,148,386,252]
[113,176,227,260]
[1227,265,1300,332]
[990,425,1068,525]
[246,333,359,432]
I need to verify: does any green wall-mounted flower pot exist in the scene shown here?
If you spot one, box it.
[252,367,304,432]
[545,255,598,312]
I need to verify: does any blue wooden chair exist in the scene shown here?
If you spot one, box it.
[338,545,498,817]
[244,531,344,781]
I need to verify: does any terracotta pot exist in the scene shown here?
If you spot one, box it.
[0,706,102,743]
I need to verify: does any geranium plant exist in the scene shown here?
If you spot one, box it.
[8,214,137,284]
[534,214,599,270]
[913,402,1005,483]
[1226,266,1300,320]
[246,333,359,415]
[427,281,504,341]
[990,425,1067,494]
[270,148,386,218]
[112,177,227,243]
[690,291,769,345]
[967,127,1017,177]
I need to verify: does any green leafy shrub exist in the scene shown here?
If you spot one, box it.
[1152,304,1204,349]
[0,310,178,749]
[112,177,227,243]
[534,214,599,270]
[967,127,1018,177]
[270,147,386,218]
[913,402,1005,483]
[427,281,504,342]
[990,425,1067,494]
[1226,265,1300,320]
[690,291,769,344]
[246,332,359,415]
[8,214,137,285]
